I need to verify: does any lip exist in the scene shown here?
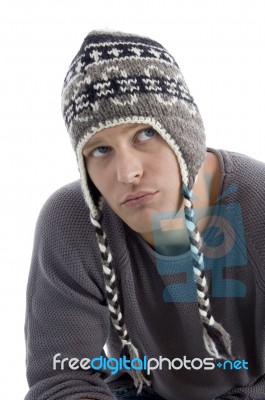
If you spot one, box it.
[121,191,158,208]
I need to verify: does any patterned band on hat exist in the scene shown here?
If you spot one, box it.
[63,32,196,128]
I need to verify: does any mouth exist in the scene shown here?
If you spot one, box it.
[121,191,158,208]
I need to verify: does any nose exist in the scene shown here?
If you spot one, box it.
[116,148,143,185]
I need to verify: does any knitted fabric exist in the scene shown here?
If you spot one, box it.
[61,30,206,198]
[24,149,265,400]
[61,30,232,391]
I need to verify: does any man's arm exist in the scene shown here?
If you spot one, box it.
[24,184,115,400]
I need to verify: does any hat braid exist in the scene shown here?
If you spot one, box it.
[90,212,151,392]
[182,184,233,359]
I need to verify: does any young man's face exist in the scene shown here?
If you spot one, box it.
[83,123,183,245]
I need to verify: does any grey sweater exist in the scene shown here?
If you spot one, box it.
[25,149,265,400]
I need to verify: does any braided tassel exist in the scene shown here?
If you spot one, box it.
[90,212,151,391]
[182,184,233,359]
[127,342,151,393]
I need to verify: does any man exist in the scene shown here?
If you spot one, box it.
[25,30,265,400]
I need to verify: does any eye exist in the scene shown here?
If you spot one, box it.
[90,146,111,158]
[136,127,156,142]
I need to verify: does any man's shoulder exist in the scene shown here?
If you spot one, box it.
[36,181,126,244]
[217,150,265,279]
[211,148,265,219]
[220,149,265,179]
[36,180,91,233]
[215,149,265,196]
[41,179,86,211]
[45,179,83,202]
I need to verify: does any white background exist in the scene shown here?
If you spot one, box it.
[0,0,265,397]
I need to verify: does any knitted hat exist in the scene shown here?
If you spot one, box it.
[61,30,232,392]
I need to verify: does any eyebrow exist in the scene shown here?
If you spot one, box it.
[83,138,104,154]
[82,124,151,155]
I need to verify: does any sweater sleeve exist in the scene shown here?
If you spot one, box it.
[221,373,265,399]
[221,150,265,291]
[24,182,115,400]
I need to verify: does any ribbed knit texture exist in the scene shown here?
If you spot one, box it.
[25,149,265,400]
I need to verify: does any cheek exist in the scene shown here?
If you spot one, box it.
[86,161,104,193]
[87,162,116,204]
[156,150,181,179]
[155,151,182,205]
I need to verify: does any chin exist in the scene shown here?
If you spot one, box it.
[118,206,163,233]
[124,216,156,235]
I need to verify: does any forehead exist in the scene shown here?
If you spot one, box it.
[82,123,150,151]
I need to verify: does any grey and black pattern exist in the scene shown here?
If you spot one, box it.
[66,33,178,77]
[70,41,178,73]
[63,75,195,129]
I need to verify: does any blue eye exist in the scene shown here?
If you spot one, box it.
[137,128,156,141]
[91,146,110,157]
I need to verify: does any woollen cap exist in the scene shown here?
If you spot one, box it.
[61,31,206,199]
